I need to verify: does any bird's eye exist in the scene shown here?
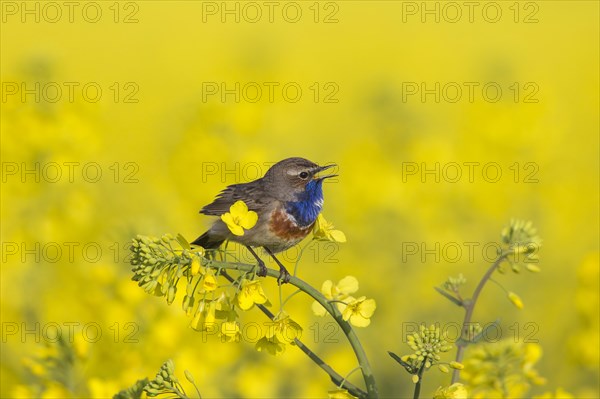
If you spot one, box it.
[299,171,309,179]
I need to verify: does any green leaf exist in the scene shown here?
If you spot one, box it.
[434,287,463,307]
[387,351,413,372]
[388,351,404,364]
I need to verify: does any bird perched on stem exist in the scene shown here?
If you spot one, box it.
[192,157,337,283]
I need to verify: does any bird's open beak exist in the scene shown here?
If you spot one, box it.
[313,164,338,180]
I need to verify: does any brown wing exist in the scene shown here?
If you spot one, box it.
[200,180,271,216]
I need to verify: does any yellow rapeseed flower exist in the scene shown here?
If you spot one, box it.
[214,292,237,321]
[21,357,45,377]
[433,383,468,399]
[328,389,358,399]
[313,214,347,243]
[41,382,71,399]
[220,321,241,342]
[220,200,258,236]
[255,336,286,356]
[339,296,376,327]
[191,300,217,331]
[461,340,546,397]
[266,313,303,344]
[202,271,218,292]
[190,255,202,275]
[533,388,574,398]
[11,386,35,398]
[73,334,89,360]
[236,279,269,310]
[312,276,359,316]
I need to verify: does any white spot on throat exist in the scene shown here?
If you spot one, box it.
[314,198,324,208]
[282,209,311,230]
[284,210,299,225]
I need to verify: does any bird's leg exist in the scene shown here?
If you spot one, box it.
[263,247,291,285]
[245,246,268,277]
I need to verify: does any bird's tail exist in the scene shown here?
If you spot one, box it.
[191,231,225,250]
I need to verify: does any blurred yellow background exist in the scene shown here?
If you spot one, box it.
[1,1,598,397]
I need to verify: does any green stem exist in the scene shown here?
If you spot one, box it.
[488,278,509,294]
[294,337,366,398]
[412,380,420,399]
[212,261,378,399]
[192,382,202,399]
[278,283,283,310]
[293,240,312,277]
[341,366,362,389]
[412,363,426,399]
[451,252,509,383]
[280,288,302,309]
[219,270,367,398]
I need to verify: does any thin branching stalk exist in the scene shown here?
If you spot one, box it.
[220,270,367,398]
[412,363,426,399]
[212,261,379,399]
[451,252,509,383]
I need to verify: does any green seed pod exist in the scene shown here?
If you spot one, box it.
[167,286,176,305]
[184,369,195,383]
[166,359,175,374]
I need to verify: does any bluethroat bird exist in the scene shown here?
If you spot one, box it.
[191,157,337,283]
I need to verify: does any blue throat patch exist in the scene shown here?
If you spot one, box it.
[284,180,324,227]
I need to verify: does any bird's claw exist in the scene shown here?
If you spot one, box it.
[277,267,291,285]
[256,261,268,278]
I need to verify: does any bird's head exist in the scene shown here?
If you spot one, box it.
[264,157,337,201]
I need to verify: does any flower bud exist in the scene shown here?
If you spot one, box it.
[190,257,201,275]
[184,370,196,385]
[526,264,541,273]
[449,361,464,370]
[167,286,176,305]
[508,292,524,309]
